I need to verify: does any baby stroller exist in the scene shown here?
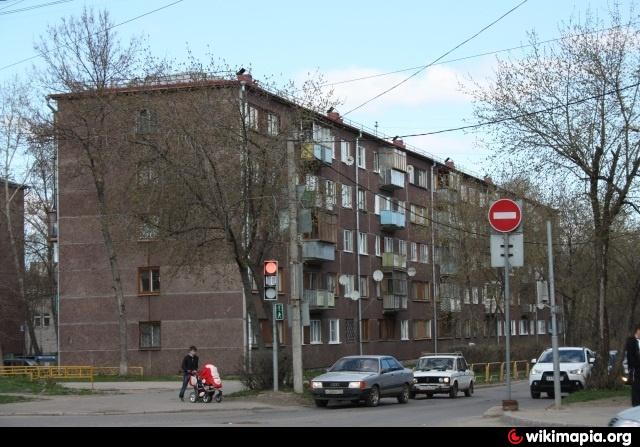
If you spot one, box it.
[188,363,223,403]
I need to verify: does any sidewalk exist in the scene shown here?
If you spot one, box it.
[0,380,301,416]
[496,396,629,427]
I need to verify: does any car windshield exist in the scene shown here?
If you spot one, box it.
[330,357,379,373]
[416,357,454,371]
[539,350,585,363]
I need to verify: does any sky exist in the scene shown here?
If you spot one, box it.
[0,0,635,179]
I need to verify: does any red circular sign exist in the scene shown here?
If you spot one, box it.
[488,199,522,233]
[264,261,278,275]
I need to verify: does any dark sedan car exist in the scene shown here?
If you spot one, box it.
[310,355,414,407]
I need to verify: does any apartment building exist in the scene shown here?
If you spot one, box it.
[51,72,554,374]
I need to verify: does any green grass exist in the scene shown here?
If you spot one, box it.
[564,388,629,404]
[0,376,96,395]
[303,368,326,380]
[225,389,262,398]
[0,394,35,404]
[89,374,180,382]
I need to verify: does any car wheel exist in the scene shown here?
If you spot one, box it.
[531,388,541,399]
[314,399,328,408]
[366,386,380,407]
[449,382,458,399]
[464,381,474,397]
[426,392,434,399]
[409,389,417,399]
[188,391,197,403]
[202,393,212,403]
[397,384,410,404]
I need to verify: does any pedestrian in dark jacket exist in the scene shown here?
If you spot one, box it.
[179,346,199,401]
[625,325,640,406]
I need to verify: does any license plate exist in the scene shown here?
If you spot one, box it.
[419,384,437,390]
[545,376,554,381]
[325,389,343,395]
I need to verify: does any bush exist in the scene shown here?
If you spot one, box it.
[237,350,292,391]
[436,342,547,364]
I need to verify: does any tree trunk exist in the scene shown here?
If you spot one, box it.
[593,232,612,386]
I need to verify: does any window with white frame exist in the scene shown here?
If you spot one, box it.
[341,141,351,163]
[310,320,322,344]
[520,319,528,335]
[374,194,381,214]
[358,232,368,255]
[325,180,336,210]
[416,168,428,188]
[398,240,407,257]
[511,320,517,335]
[410,242,418,262]
[266,112,279,136]
[397,200,405,215]
[472,287,479,304]
[359,276,369,297]
[419,244,429,263]
[497,320,504,337]
[342,274,355,297]
[401,320,409,340]
[357,145,366,169]
[384,237,394,253]
[358,189,367,211]
[373,151,379,172]
[530,320,535,335]
[375,235,381,257]
[247,105,259,131]
[329,319,340,343]
[343,230,353,252]
[537,320,546,335]
[410,204,426,225]
[341,184,353,208]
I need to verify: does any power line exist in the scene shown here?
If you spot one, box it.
[343,0,529,116]
[0,0,74,16]
[0,0,186,72]
[0,0,25,12]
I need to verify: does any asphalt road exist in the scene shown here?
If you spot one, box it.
[0,381,552,427]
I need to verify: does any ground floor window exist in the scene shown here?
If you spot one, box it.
[310,319,322,344]
[400,320,409,340]
[139,321,161,349]
[329,319,340,344]
[345,319,356,343]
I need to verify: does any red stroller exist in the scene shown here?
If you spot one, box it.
[188,363,223,403]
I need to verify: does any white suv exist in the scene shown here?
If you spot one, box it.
[411,353,475,399]
[529,347,595,398]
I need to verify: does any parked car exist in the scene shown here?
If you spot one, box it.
[3,358,37,366]
[310,355,414,408]
[609,406,640,427]
[529,347,596,398]
[411,353,475,399]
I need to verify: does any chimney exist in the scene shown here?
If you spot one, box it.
[326,107,343,123]
[484,175,494,185]
[392,136,405,148]
[236,68,254,85]
[444,157,455,169]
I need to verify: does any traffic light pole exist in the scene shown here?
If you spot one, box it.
[272,302,278,392]
[287,139,303,394]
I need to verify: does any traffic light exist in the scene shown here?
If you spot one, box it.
[263,260,278,300]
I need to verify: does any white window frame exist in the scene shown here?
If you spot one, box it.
[329,319,340,344]
[325,180,336,210]
[358,232,368,255]
[537,320,546,335]
[398,240,407,257]
[497,320,504,337]
[359,276,369,297]
[384,237,394,253]
[375,235,381,257]
[400,320,409,341]
[247,105,259,131]
[520,319,528,335]
[357,145,366,169]
[341,184,353,208]
[426,319,432,339]
[419,244,428,263]
[511,320,517,335]
[374,194,381,215]
[341,141,350,163]
[343,230,353,253]
[310,320,322,344]
[373,151,379,173]
[358,189,367,211]
[343,275,355,297]
[410,242,418,262]
[266,112,279,136]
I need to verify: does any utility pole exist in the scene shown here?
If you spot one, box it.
[504,232,512,402]
[547,220,561,409]
[430,165,438,353]
[355,134,363,356]
[287,139,303,394]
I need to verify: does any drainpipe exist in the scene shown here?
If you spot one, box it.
[430,164,438,354]
[47,97,60,366]
[355,133,362,355]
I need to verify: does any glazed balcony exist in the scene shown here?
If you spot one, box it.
[302,240,335,262]
[383,295,408,313]
[379,210,406,231]
[379,168,405,191]
[304,289,335,310]
[301,143,332,165]
[382,252,407,271]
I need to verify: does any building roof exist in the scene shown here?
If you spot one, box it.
[0,178,28,190]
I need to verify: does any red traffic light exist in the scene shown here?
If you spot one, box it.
[264,260,278,275]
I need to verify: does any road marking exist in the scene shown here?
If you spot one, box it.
[493,212,516,220]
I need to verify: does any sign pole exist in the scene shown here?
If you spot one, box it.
[547,220,561,409]
[273,302,278,392]
[504,232,511,403]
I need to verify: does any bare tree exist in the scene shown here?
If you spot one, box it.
[470,8,640,384]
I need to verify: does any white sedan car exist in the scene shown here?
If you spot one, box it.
[529,347,596,398]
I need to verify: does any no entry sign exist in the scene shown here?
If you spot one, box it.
[488,199,522,233]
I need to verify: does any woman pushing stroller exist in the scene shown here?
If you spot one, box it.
[189,362,223,403]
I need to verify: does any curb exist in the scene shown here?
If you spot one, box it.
[501,411,587,427]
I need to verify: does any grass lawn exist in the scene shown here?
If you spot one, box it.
[564,388,629,404]
[0,376,96,395]
[0,394,36,404]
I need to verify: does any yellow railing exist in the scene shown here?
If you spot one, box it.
[469,360,530,384]
[93,366,144,378]
[0,365,145,384]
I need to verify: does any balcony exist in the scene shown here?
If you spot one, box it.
[439,261,457,276]
[440,297,461,313]
[383,294,408,313]
[379,168,405,191]
[302,240,335,262]
[301,143,332,165]
[436,188,458,204]
[379,210,406,231]
[304,289,335,310]
[382,252,407,271]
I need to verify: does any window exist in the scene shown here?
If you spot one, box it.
[401,320,409,340]
[412,281,430,301]
[520,319,528,335]
[373,151,379,173]
[342,274,355,297]
[325,180,336,210]
[530,320,535,336]
[138,267,160,295]
[357,145,366,168]
[138,215,160,241]
[345,319,356,343]
[398,240,407,257]
[419,244,429,263]
[379,318,395,340]
[341,184,353,208]
[410,204,427,225]
[464,289,470,304]
[472,287,479,304]
[326,273,337,294]
[136,109,156,134]
[511,320,517,335]
[329,319,340,344]
[497,320,504,337]
[358,189,367,211]
[266,113,279,136]
[139,321,161,349]
[538,320,546,335]
[375,235,381,257]
[341,141,351,163]
[410,242,418,262]
[34,315,41,327]
[416,168,428,188]
[43,314,50,327]
[384,237,394,253]
[374,280,381,298]
[343,230,353,252]
[310,320,322,344]
[464,320,471,338]
[247,105,259,131]
[136,152,159,187]
[359,276,369,297]
[362,319,370,341]
[413,320,432,339]
[358,232,368,255]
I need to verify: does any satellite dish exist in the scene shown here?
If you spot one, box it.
[345,156,354,166]
[537,303,545,310]
[407,267,416,277]
[338,274,349,286]
[373,270,383,282]
[350,291,360,301]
